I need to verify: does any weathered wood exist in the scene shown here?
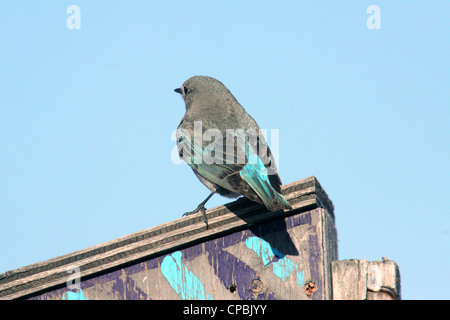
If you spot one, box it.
[331,258,401,300]
[0,176,336,300]
[24,208,336,300]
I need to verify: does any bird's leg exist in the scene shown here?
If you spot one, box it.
[183,192,215,216]
[183,192,215,228]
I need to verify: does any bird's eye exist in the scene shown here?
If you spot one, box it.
[183,86,189,95]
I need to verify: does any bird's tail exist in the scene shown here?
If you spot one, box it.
[250,175,292,211]
[239,153,292,212]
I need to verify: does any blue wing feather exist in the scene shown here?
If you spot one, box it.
[239,147,291,211]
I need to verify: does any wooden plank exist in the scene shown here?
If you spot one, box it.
[28,208,336,300]
[366,258,401,300]
[331,258,401,300]
[0,176,334,300]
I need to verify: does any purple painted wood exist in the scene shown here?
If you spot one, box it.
[28,208,336,300]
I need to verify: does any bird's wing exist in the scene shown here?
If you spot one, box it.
[176,125,291,211]
[176,127,245,188]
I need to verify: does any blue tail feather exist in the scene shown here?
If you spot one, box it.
[239,148,291,211]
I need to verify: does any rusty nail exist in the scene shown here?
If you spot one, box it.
[249,279,264,293]
[304,281,317,298]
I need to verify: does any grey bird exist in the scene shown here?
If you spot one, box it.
[175,76,292,225]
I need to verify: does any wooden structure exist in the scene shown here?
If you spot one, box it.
[332,259,401,300]
[0,176,400,300]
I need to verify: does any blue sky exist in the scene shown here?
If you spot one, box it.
[0,1,448,299]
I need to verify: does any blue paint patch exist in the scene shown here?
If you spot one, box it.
[296,270,305,287]
[272,256,298,281]
[245,236,274,266]
[161,251,213,300]
[245,236,305,283]
[62,289,89,300]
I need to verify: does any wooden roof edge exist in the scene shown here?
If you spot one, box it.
[0,176,333,300]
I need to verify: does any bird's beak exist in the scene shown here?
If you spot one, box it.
[174,88,182,94]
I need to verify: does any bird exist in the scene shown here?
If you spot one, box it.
[174,76,292,226]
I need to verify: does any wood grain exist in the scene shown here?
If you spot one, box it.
[0,176,334,300]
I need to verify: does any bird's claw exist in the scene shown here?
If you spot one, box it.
[182,204,204,216]
[182,205,209,229]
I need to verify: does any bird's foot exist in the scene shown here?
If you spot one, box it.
[182,204,204,217]
[182,205,209,229]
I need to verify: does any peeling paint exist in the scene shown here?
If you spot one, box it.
[245,236,304,283]
[62,289,89,300]
[28,210,330,300]
[296,270,305,287]
[161,251,213,300]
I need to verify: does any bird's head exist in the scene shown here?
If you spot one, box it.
[174,76,235,110]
